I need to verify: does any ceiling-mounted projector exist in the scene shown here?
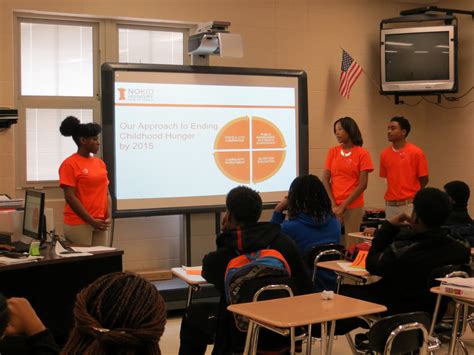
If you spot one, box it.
[188,20,243,58]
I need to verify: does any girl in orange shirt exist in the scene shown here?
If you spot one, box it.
[322,117,373,246]
[59,116,110,246]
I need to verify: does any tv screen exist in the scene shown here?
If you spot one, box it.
[101,64,308,217]
[381,25,457,93]
[22,190,45,241]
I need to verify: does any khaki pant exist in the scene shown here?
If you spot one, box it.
[385,204,414,219]
[63,224,108,246]
[342,207,364,247]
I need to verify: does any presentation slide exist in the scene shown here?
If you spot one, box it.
[102,66,308,215]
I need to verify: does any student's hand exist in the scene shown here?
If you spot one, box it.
[5,298,46,337]
[332,205,345,218]
[388,213,412,227]
[90,218,110,231]
[274,196,288,213]
[362,227,376,236]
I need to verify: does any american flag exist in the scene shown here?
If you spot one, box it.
[339,50,362,99]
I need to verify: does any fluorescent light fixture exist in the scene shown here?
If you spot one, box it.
[385,50,398,53]
[414,51,429,54]
[435,45,449,48]
[385,41,413,47]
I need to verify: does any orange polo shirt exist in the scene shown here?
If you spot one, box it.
[324,145,373,209]
[380,143,428,201]
[59,153,109,225]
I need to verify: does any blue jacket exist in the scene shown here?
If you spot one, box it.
[270,211,341,292]
[270,211,341,255]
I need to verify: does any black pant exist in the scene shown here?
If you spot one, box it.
[179,302,219,355]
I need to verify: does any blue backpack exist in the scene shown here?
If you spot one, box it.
[224,249,291,331]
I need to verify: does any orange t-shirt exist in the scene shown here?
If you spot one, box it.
[59,153,109,225]
[380,143,428,201]
[324,145,374,209]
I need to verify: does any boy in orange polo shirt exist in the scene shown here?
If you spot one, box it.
[380,116,428,218]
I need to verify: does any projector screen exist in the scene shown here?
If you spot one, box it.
[101,64,308,217]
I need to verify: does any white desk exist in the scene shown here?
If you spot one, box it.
[171,267,207,307]
[228,293,387,355]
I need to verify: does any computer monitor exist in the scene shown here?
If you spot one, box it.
[22,190,46,244]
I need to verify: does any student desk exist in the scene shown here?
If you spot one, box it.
[171,266,208,307]
[0,244,123,345]
[347,232,374,242]
[430,286,474,355]
[228,293,386,355]
[317,260,371,286]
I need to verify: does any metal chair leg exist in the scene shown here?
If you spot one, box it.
[429,294,442,336]
[448,302,462,355]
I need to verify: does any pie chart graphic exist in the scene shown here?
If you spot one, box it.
[214,116,286,183]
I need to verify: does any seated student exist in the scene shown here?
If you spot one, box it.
[340,188,471,318]
[444,180,474,246]
[62,272,166,355]
[0,294,59,355]
[271,174,341,291]
[444,180,473,225]
[179,186,312,355]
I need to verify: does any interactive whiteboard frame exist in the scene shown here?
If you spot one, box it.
[101,63,308,218]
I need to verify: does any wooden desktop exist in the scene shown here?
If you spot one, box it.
[0,243,123,345]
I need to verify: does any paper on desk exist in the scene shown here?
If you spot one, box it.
[182,265,202,275]
[72,246,116,253]
[55,242,92,258]
[436,277,474,288]
[0,255,43,265]
[337,261,367,273]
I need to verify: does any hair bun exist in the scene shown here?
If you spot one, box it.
[60,116,81,137]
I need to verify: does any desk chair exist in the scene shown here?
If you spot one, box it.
[305,243,346,292]
[366,312,430,355]
[242,283,304,355]
[428,264,471,355]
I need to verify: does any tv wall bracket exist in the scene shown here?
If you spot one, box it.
[392,93,441,106]
[399,6,473,19]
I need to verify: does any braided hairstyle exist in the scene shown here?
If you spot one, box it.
[0,293,9,337]
[62,272,166,355]
[287,174,333,222]
[59,116,102,147]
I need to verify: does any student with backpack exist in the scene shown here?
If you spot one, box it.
[179,186,312,355]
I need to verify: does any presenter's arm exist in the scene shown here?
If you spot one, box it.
[322,170,337,208]
[62,186,109,231]
[335,170,369,215]
[419,176,429,188]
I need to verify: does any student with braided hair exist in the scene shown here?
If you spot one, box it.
[62,272,166,355]
[59,116,110,246]
[271,174,341,255]
[271,174,341,290]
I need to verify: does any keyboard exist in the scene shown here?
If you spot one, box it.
[12,241,31,253]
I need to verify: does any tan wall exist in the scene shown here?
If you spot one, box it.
[0,0,472,270]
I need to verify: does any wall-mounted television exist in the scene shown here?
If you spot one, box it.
[380,25,457,94]
[101,64,308,218]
